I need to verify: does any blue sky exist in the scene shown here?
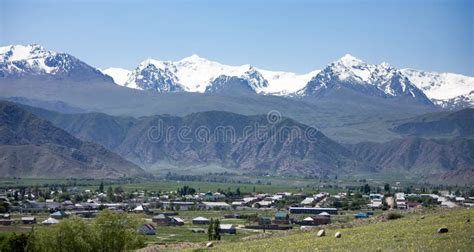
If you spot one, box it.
[1,0,472,75]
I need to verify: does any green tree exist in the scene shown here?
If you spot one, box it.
[114,186,124,194]
[0,232,29,252]
[99,181,104,193]
[213,219,221,241]
[360,184,370,194]
[384,183,391,194]
[0,202,8,213]
[28,217,97,252]
[454,189,461,196]
[106,186,114,202]
[93,209,144,252]
[28,210,145,252]
[208,218,214,241]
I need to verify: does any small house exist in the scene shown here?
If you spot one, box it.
[50,210,66,219]
[353,213,369,219]
[192,217,210,225]
[137,224,156,235]
[75,211,97,218]
[219,224,236,234]
[253,200,273,208]
[169,217,184,226]
[161,201,196,210]
[274,211,289,224]
[152,214,170,225]
[0,219,13,226]
[301,216,315,225]
[313,215,330,225]
[407,201,422,209]
[289,207,338,215]
[21,217,37,224]
[201,202,231,210]
[224,213,241,219]
[0,214,10,219]
[133,205,144,213]
[62,200,74,206]
[42,217,59,225]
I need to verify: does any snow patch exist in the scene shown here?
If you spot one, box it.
[102,68,131,86]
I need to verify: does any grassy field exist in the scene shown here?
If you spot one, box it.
[0,173,454,195]
[199,208,474,251]
[120,180,303,194]
[0,177,329,194]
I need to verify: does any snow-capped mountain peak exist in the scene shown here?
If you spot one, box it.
[379,62,391,69]
[0,44,50,62]
[0,44,111,81]
[108,55,318,94]
[337,54,365,67]
[102,67,131,86]
[299,55,432,103]
[401,68,474,108]
[98,51,472,109]
[179,54,208,63]
[2,44,472,109]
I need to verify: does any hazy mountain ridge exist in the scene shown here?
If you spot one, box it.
[391,108,474,138]
[1,72,439,144]
[0,101,146,178]
[348,138,474,184]
[17,103,473,181]
[19,105,359,176]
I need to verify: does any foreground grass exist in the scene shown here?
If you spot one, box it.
[207,208,473,251]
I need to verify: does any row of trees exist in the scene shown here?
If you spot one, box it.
[0,209,145,252]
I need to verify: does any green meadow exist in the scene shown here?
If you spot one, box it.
[205,208,473,251]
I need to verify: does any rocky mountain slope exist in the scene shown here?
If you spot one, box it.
[18,103,474,182]
[391,108,474,138]
[0,102,146,178]
[21,105,359,176]
[349,138,474,184]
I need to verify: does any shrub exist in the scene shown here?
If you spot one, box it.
[386,212,403,220]
[28,209,145,252]
[0,233,29,252]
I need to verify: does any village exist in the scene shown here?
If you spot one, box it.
[0,179,472,246]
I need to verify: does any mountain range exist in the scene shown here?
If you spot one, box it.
[1,44,472,108]
[9,102,473,183]
[19,105,358,176]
